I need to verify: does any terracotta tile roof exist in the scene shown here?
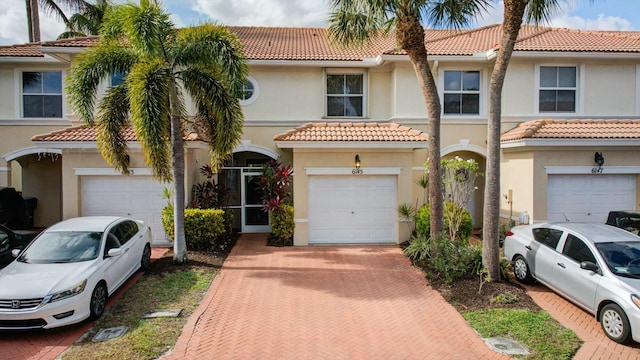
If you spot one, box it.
[5,25,640,60]
[32,125,202,142]
[500,119,640,141]
[229,27,398,60]
[41,36,99,48]
[273,122,428,142]
[514,27,640,53]
[0,43,44,57]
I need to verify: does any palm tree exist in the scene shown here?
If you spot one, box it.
[483,0,580,280]
[58,0,110,39]
[65,0,248,263]
[328,0,490,238]
[25,0,88,42]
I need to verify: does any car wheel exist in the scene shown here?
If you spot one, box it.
[88,282,107,321]
[513,255,534,284]
[140,243,151,271]
[600,303,632,344]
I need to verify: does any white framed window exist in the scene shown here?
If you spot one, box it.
[443,70,480,115]
[325,70,366,117]
[21,71,63,118]
[537,65,577,113]
[239,76,259,106]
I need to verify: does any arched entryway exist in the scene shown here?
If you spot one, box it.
[440,148,486,229]
[219,150,277,233]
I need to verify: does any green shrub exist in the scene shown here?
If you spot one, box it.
[270,205,294,246]
[403,233,432,261]
[162,207,226,250]
[404,232,482,283]
[415,202,472,242]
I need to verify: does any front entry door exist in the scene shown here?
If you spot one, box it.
[242,172,270,232]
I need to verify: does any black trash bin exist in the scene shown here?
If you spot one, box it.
[24,197,37,229]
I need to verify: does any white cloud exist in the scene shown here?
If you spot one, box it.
[190,0,329,27]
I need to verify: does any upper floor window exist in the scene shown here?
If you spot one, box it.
[539,66,576,112]
[443,70,480,115]
[239,76,259,106]
[22,71,62,118]
[326,73,364,117]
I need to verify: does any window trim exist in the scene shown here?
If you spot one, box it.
[534,64,584,115]
[239,75,259,106]
[15,68,66,120]
[324,68,367,118]
[439,68,485,118]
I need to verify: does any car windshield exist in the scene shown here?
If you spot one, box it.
[18,231,102,264]
[595,241,640,278]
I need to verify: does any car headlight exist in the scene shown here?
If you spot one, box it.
[632,294,640,309]
[47,280,87,303]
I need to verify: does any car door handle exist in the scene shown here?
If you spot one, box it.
[557,263,566,268]
[525,245,532,251]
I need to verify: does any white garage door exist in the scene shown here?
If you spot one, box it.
[547,175,636,223]
[82,176,169,245]
[308,176,397,244]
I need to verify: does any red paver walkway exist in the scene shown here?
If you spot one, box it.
[166,234,507,360]
[0,247,168,360]
[525,283,640,359]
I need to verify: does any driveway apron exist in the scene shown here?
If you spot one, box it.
[167,234,505,360]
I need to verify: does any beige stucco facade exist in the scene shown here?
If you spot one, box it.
[1,26,640,246]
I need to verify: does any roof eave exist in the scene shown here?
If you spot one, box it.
[511,51,640,59]
[501,138,640,148]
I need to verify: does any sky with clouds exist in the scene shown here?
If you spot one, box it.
[0,0,638,46]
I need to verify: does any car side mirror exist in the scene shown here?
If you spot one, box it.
[580,261,599,273]
[107,248,123,257]
[11,249,21,258]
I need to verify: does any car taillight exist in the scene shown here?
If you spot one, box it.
[505,231,514,237]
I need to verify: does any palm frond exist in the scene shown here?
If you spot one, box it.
[128,58,173,181]
[328,0,390,47]
[173,24,248,98]
[525,0,561,26]
[424,0,492,30]
[96,84,131,174]
[121,1,175,57]
[65,42,137,125]
[179,67,244,171]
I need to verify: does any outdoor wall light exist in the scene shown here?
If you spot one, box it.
[595,152,604,167]
[353,154,363,174]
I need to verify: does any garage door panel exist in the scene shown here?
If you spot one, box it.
[82,176,168,245]
[548,175,635,223]
[309,175,397,244]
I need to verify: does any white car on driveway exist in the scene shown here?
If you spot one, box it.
[0,216,152,329]
[504,222,640,344]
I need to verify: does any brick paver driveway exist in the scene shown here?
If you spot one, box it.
[166,234,506,360]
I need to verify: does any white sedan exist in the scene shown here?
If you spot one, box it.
[504,222,640,344]
[0,216,152,329]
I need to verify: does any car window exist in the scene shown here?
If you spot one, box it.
[19,231,101,263]
[595,241,640,277]
[532,228,563,249]
[120,221,139,245]
[562,234,596,264]
[104,232,122,257]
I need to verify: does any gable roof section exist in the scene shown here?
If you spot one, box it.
[274,122,427,149]
[4,24,640,60]
[501,119,640,142]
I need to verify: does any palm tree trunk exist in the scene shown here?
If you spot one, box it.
[397,15,444,236]
[483,0,527,280]
[169,83,188,264]
[26,0,40,42]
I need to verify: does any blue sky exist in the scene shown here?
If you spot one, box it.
[0,0,638,46]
